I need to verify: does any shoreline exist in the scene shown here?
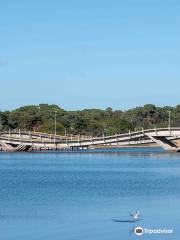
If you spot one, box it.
[90,143,158,149]
[0,144,160,153]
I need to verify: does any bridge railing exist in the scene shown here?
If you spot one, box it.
[1,127,180,144]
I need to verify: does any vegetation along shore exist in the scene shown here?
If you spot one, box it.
[0,104,180,136]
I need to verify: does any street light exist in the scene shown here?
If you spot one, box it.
[168,107,171,129]
[147,113,150,129]
[54,111,57,136]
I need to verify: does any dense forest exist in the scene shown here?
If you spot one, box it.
[0,104,180,136]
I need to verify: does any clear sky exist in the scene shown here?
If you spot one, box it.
[0,0,180,111]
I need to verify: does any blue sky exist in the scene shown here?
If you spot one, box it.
[0,0,180,110]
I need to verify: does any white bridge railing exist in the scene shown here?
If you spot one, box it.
[1,127,180,151]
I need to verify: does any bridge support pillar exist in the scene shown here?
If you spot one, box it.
[147,135,179,152]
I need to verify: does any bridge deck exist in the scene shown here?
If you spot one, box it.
[0,128,180,152]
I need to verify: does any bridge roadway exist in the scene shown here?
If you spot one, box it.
[0,128,180,152]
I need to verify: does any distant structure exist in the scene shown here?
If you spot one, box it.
[0,128,180,152]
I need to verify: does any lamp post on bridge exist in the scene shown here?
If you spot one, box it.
[147,113,150,129]
[168,107,171,129]
[54,111,57,137]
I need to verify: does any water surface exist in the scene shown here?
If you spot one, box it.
[0,147,180,240]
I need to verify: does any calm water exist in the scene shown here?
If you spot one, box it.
[0,147,180,240]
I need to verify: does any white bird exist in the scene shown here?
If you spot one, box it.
[112,209,141,223]
[130,210,140,220]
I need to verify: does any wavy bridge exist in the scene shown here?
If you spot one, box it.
[0,128,180,152]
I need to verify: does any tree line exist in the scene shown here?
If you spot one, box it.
[0,104,180,136]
